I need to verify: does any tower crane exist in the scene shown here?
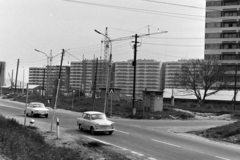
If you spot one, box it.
[99,29,167,115]
[8,73,14,90]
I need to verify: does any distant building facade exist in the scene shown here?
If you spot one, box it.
[28,66,70,92]
[205,0,240,89]
[163,60,194,89]
[70,59,110,94]
[114,60,164,97]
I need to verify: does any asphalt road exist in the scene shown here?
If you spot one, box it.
[0,99,240,160]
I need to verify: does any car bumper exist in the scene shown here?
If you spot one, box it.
[34,113,48,116]
[94,128,115,132]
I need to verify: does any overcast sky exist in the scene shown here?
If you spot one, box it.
[0,0,206,83]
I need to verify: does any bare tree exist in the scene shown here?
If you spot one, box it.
[175,59,231,107]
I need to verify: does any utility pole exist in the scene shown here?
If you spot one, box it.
[14,59,19,95]
[51,49,65,132]
[11,70,14,92]
[94,28,167,115]
[92,58,98,111]
[104,54,112,114]
[132,34,138,116]
[22,67,25,95]
[42,68,46,96]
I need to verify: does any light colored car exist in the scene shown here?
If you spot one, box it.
[25,102,49,118]
[76,111,115,135]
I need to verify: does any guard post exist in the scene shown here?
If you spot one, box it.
[56,118,60,139]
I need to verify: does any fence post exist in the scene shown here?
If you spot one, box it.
[56,118,60,139]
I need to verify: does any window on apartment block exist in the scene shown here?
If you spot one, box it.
[206,11,221,17]
[206,1,222,7]
[222,65,236,71]
[222,54,237,60]
[223,22,238,27]
[205,33,221,38]
[223,1,239,6]
[206,22,221,28]
[205,43,221,49]
[222,32,238,38]
[223,43,237,49]
[223,11,238,17]
[205,54,221,60]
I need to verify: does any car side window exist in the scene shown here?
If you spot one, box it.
[84,114,90,120]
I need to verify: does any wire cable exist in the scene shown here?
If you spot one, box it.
[63,0,205,21]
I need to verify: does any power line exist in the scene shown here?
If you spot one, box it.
[66,51,82,61]
[63,0,205,21]
[141,0,206,10]
[140,42,204,47]
[144,37,204,40]
[141,0,223,12]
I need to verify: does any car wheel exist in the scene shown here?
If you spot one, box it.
[90,127,95,135]
[79,124,83,131]
[45,114,48,118]
[108,131,113,135]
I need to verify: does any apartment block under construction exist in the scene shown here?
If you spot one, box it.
[28,66,70,93]
[114,59,164,96]
[70,59,111,95]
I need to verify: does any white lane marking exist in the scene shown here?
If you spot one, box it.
[148,158,158,160]
[131,151,144,157]
[152,139,230,160]
[115,130,129,134]
[215,156,231,160]
[151,139,181,148]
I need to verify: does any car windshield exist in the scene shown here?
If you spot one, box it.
[91,114,106,120]
[30,103,45,108]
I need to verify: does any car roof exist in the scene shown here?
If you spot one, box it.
[84,111,104,115]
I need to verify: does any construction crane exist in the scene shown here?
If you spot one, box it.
[99,28,167,115]
[8,73,14,90]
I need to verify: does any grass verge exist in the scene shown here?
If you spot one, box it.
[188,121,240,144]
[0,115,80,160]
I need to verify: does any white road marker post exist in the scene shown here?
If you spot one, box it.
[29,119,35,127]
[56,118,60,139]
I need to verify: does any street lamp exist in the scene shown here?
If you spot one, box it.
[34,49,50,98]
[94,29,112,114]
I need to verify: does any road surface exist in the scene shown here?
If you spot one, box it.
[0,99,239,160]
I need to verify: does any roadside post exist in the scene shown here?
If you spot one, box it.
[29,119,35,127]
[56,118,60,139]
[109,89,114,117]
[24,83,29,126]
[51,79,60,132]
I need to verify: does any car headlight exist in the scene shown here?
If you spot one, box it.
[95,124,99,129]
[111,124,115,129]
